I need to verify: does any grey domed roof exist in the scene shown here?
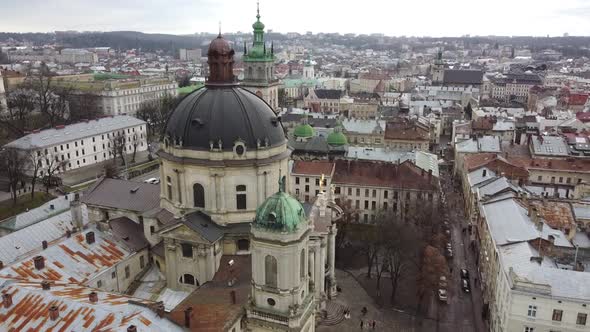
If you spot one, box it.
[165,86,286,151]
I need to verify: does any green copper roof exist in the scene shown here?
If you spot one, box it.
[254,177,306,233]
[294,124,314,138]
[327,131,348,146]
[243,3,274,62]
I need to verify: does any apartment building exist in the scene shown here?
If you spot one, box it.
[54,74,178,115]
[3,115,147,175]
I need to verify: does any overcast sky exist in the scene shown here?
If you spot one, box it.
[1,0,590,37]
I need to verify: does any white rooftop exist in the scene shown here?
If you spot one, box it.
[342,119,385,134]
[0,193,78,232]
[530,135,569,157]
[4,115,146,150]
[456,136,501,153]
[345,148,439,176]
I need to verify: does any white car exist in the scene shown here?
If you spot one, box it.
[144,177,158,184]
[439,276,447,288]
[438,289,448,302]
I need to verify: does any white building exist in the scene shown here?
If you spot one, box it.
[0,69,6,112]
[179,48,202,62]
[3,115,148,175]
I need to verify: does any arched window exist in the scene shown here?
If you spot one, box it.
[236,185,247,210]
[166,176,172,200]
[193,183,205,208]
[300,249,305,279]
[248,67,253,78]
[265,255,278,287]
[180,273,198,286]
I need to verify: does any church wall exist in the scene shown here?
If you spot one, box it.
[86,249,149,293]
[159,156,289,225]
[251,235,310,314]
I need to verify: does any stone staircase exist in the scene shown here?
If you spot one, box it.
[319,301,347,326]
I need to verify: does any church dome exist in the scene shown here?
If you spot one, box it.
[327,130,348,146]
[252,20,265,31]
[254,180,306,233]
[208,34,232,55]
[164,86,286,151]
[293,123,314,138]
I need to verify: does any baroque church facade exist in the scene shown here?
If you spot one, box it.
[152,20,340,331]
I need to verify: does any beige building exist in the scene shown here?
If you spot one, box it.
[304,89,345,113]
[384,120,430,151]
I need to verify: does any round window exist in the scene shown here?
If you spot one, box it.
[267,298,276,306]
[235,144,245,156]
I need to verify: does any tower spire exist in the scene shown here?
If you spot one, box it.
[218,21,222,37]
[257,0,260,20]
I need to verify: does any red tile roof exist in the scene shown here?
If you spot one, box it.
[529,200,575,231]
[169,255,251,332]
[332,159,438,190]
[292,160,335,176]
[384,121,430,141]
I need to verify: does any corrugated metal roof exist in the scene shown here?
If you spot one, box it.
[0,279,182,331]
[3,115,146,150]
[0,206,88,266]
[0,194,77,231]
[0,226,131,284]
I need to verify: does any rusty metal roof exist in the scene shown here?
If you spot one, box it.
[0,278,182,331]
[0,226,131,285]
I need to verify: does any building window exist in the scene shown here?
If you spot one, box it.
[383,202,388,209]
[552,309,563,321]
[300,249,305,279]
[372,190,376,198]
[305,185,310,192]
[315,190,319,196]
[537,176,542,181]
[355,200,360,209]
[384,191,388,199]
[551,176,555,183]
[237,239,250,251]
[236,185,247,210]
[180,273,196,285]
[527,305,537,317]
[559,177,563,183]
[296,177,300,184]
[150,225,155,234]
[111,271,116,279]
[348,188,352,195]
[364,201,369,209]
[356,188,360,196]
[524,327,534,332]
[371,201,376,210]
[193,183,205,208]
[305,177,309,183]
[181,243,193,258]
[124,266,130,279]
[166,176,172,200]
[365,189,369,197]
[335,187,341,194]
[140,255,145,269]
[315,178,320,186]
[577,313,588,325]
[363,214,368,223]
[265,255,278,287]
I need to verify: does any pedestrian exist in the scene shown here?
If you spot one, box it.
[372,320,376,330]
[360,320,364,330]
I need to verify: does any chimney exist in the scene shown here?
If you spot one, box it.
[34,256,45,270]
[41,281,51,290]
[155,301,165,318]
[89,291,98,303]
[184,307,193,328]
[49,305,59,321]
[230,290,236,304]
[66,230,71,238]
[42,240,48,250]
[2,293,12,308]
[127,326,137,332]
[85,232,95,245]
[428,169,433,179]
[70,195,84,230]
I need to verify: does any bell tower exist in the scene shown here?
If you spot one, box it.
[431,48,445,85]
[241,2,280,110]
[246,177,316,331]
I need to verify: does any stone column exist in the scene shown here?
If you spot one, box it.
[215,175,221,212]
[219,176,226,213]
[319,238,327,308]
[174,169,183,207]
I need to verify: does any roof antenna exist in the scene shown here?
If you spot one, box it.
[257,0,260,20]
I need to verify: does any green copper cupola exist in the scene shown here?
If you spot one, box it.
[244,1,274,62]
[253,176,307,233]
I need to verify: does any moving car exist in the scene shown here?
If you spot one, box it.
[144,178,159,184]
[460,269,469,279]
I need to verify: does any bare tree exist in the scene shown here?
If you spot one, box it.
[136,93,179,141]
[66,92,102,123]
[43,156,67,193]
[383,222,422,304]
[6,89,36,132]
[109,131,127,164]
[27,151,43,200]
[1,148,28,205]
[29,63,59,126]
[416,245,448,313]
[130,132,140,163]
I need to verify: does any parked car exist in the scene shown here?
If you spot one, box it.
[438,289,448,302]
[445,248,453,258]
[439,276,447,288]
[461,279,471,293]
[144,177,159,184]
[460,269,469,279]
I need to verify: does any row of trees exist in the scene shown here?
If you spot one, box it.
[1,64,101,138]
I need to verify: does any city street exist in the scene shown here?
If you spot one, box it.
[429,168,486,332]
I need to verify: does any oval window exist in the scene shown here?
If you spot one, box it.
[267,298,276,306]
[235,144,245,156]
